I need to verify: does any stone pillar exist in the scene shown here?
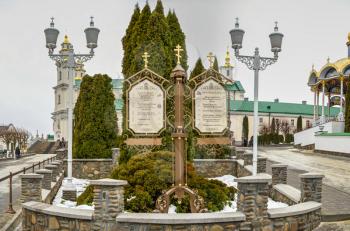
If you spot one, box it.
[235,174,271,230]
[62,187,77,201]
[35,169,52,190]
[257,157,267,173]
[51,161,62,174]
[271,164,287,185]
[20,174,43,203]
[111,148,120,165]
[228,145,236,157]
[236,148,245,160]
[45,165,58,182]
[243,153,253,166]
[91,178,128,231]
[56,148,67,160]
[300,173,324,203]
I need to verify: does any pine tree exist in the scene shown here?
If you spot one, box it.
[122,4,140,77]
[242,115,249,146]
[73,74,117,159]
[297,115,302,132]
[190,58,205,79]
[167,10,188,70]
[345,84,350,132]
[213,56,219,71]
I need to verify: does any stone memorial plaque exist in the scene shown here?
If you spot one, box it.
[128,79,164,134]
[195,79,227,133]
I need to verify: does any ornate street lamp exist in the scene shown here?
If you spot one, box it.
[44,17,100,186]
[230,18,283,175]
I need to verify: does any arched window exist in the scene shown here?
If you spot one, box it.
[58,95,61,104]
[324,68,337,78]
[59,71,62,80]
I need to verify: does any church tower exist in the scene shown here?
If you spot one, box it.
[219,48,234,80]
[52,35,85,140]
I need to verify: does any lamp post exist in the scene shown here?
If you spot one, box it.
[230,18,283,175]
[44,17,100,184]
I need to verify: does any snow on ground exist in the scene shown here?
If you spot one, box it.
[211,175,288,211]
[52,177,94,210]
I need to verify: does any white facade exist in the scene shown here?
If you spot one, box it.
[315,134,350,154]
[52,37,86,141]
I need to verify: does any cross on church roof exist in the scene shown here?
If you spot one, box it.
[174,44,183,65]
[207,52,215,68]
[142,52,150,68]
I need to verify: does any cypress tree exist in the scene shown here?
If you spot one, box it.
[213,56,219,71]
[271,117,276,134]
[190,58,205,79]
[73,74,117,159]
[242,115,249,146]
[122,4,140,77]
[297,115,302,132]
[167,10,188,70]
[345,83,350,132]
[128,2,152,76]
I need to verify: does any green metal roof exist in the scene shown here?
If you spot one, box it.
[74,79,82,88]
[112,79,123,89]
[230,100,340,116]
[115,99,123,110]
[225,81,245,93]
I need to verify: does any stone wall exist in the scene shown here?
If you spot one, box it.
[63,159,113,180]
[193,159,236,177]
[22,201,93,230]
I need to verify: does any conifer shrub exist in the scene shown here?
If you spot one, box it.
[111,151,236,212]
[76,185,94,206]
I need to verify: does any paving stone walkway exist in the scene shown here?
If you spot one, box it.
[262,146,350,221]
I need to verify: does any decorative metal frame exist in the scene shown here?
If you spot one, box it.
[189,68,233,136]
[124,68,170,137]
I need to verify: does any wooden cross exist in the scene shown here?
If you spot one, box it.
[174,44,183,65]
[207,52,215,68]
[142,52,150,68]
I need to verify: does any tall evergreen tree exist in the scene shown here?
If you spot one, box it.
[345,84,350,132]
[167,10,188,70]
[190,58,205,79]
[213,56,219,71]
[122,4,140,77]
[127,2,152,76]
[297,115,302,132]
[242,115,249,146]
[73,74,117,159]
[271,117,276,134]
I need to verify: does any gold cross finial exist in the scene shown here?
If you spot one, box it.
[174,44,184,65]
[327,57,330,63]
[142,52,150,68]
[312,64,315,71]
[207,52,215,68]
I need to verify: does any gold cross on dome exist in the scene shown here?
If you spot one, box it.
[142,52,150,68]
[174,44,184,65]
[207,52,215,68]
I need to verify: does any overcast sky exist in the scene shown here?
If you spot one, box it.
[1,0,350,136]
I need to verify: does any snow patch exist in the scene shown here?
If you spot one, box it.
[52,177,93,210]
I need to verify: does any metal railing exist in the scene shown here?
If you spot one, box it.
[0,155,56,214]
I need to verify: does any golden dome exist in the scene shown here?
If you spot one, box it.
[63,35,70,44]
[224,47,233,68]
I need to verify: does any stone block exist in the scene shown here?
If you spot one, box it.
[20,174,43,203]
[62,187,77,201]
[271,164,287,185]
[243,153,253,166]
[91,178,127,231]
[300,173,324,203]
[45,164,58,182]
[257,157,267,173]
[35,169,53,190]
